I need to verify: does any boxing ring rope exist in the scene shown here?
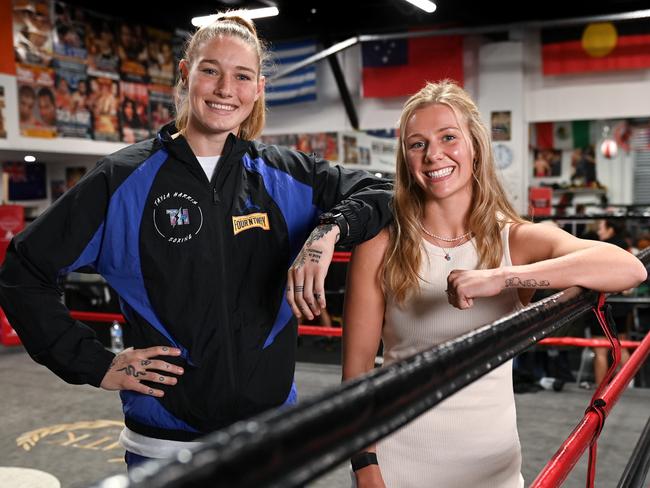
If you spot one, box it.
[81,250,649,487]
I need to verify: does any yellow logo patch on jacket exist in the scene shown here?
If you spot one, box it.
[232,213,270,235]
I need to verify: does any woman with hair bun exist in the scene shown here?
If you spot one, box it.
[0,13,392,468]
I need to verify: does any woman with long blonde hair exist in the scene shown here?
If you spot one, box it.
[342,80,646,487]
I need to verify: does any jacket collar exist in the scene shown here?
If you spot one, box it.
[157,121,250,168]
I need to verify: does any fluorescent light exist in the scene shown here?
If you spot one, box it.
[403,0,437,13]
[192,7,279,27]
[24,155,36,163]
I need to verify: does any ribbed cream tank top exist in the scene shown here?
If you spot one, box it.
[376,224,525,488]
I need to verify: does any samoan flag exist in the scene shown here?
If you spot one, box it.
[266,39,317,106]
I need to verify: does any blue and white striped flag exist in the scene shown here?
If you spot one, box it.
[266,39,317,106]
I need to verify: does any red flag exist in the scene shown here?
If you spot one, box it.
[362,34,463,98]
[535,122,554,149]
[542,20,650,75]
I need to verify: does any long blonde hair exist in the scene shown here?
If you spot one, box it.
[174,13,268,140]
[384,80,525,304]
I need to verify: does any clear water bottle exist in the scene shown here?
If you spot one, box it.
[110,321,124,353]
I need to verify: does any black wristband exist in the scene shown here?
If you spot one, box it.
[318,211,349,242]
[351,451,378,472]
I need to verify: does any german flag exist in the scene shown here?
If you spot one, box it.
[542,20,650,75]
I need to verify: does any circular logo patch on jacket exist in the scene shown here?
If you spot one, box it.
[152,192,203,244]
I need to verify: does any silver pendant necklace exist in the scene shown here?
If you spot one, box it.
[420,224,472,261]
[439,244,452,261]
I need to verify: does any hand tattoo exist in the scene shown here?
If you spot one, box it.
[293,224,339,270]
[308,249,323,264]
[117,365,146,378]
[306,224,338,246]
[505,277,550,288]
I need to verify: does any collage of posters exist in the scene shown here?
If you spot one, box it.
[11,0,185,143]
[260,129,399,171]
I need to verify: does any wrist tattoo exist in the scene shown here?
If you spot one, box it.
[306,224,339,246]
[117,365,146,378]
[505,277,550,288]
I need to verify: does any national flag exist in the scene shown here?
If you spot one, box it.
[534,121,592,150]
[542,20,650,75]
[266,39,317,106]
[362,34,463,98]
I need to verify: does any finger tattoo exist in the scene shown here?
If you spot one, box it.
[141,360,152,366]
[314,293,321,299]
[295,285,304,293]
[162,347,169,351]
[148,389,154,395]
[117,365,146,378]
[159,376,165,382]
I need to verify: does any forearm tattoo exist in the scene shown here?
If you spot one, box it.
[505,277,550,288]
[117,365,146,378]
[292,224,339,270]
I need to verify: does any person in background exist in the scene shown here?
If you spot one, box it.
[0,14,392,471]
[341,80,646,488]
[591,219,634,386]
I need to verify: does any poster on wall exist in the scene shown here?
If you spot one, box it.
[491,111,511,141]
[88,75,119,141]
[13,0,54,67]
[84,10,119,78]
[295,133,338,160]
[16,64,57,138]
[259,133,338,160]
[119,81,150,143]
[148,84,174,132]
[117,22,148,82]
[52,1,87,63]
[340,130,398,171]
[2,162,47,200]
[54,61,92,138]
[0,86,6,139]
[146,27,175,86]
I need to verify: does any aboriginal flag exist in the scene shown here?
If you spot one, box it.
[542,20,650,75]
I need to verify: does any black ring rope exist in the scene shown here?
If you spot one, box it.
[89,248,650,488]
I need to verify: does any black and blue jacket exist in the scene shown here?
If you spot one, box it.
[0,122,393,441]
